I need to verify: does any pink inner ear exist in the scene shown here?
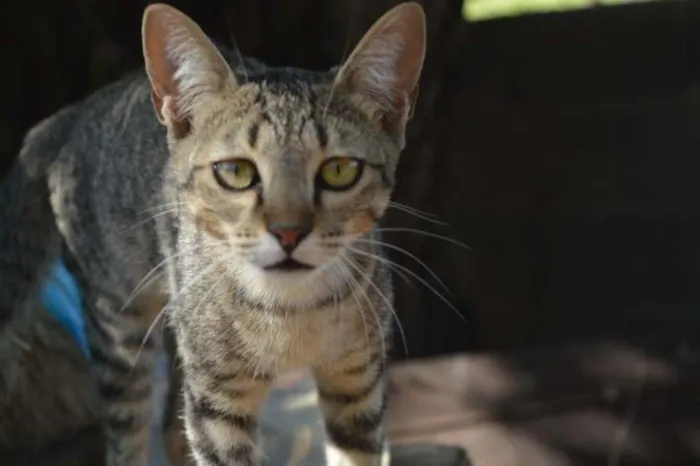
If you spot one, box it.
[143,8,195,137]
[379,91,409,135]
[143,13,180,101]
[150,89,165,122]
[338,3,425,135]
[142,4,238,137]
[150,89,191,138]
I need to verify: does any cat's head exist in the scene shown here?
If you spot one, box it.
[142,2,425,308]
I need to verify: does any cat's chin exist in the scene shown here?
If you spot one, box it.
[236,261,340,310]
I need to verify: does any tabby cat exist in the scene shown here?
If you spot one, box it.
[0,2,426,465]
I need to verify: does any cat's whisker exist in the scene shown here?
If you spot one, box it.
[120,244,206,313]
[387,202,448,225]
[352,255,405,358]
[339,255,389,361]
[388,201,439,219]
[118,208,180,235]
[191,271,228,325]
[354,237,452,295]
[130,250,229,371]
[327,262,342,309]
[137,201,186,215]
[167,252,235,312]
[323,26,355,119]
[374,227,472,250]
[336,260,373,357]
[326,240,410,284]
[130,307,167,373]
[388,205,447,225]
[389,263,412,285]
[342,253,408,358]
[374,258,413,290]
[224,8,248,83]
[323,79,338,119]
[348,246,468,325]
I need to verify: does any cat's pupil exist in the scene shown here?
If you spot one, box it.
[228,164,239,175]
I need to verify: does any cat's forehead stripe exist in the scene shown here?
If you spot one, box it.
[314,120,328,149]
[253,88,322,147]
[247,122,259,149]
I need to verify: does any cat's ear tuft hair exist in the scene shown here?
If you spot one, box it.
[142,3,237,137]
[335,2,426,145]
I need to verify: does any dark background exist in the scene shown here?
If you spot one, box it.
[2,0,700,359]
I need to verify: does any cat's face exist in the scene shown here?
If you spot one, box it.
[179,81,396,294]
[142,2,425,306]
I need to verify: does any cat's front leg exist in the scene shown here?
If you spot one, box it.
[314,354,390,466]
[163,329,195,466]
[181,360,272,466]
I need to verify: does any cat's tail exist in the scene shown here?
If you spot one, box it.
[0,106,77,329]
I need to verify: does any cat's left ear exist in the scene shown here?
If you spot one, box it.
[142,3,238,138]
[335,2,426,147]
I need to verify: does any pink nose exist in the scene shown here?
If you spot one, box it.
[268,225,310,253]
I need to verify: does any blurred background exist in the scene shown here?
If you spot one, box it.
[2,0,700,464]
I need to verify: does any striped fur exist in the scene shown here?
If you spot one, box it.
[1,2,425,466]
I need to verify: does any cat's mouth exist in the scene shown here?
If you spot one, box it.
[264,258,315,272]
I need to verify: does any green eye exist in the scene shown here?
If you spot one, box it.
[318,157,364,191]
[212,159,260,191]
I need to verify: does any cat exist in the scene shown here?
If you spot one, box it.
[0,2,426,466]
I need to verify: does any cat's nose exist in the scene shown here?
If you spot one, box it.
[267,224,310,253]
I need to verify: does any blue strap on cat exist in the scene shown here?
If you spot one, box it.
[40,259,91,359]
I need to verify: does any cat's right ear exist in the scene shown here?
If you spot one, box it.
[142,4,237,137]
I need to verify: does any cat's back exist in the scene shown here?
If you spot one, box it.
[60,70,167,184]
[44,70,171,291]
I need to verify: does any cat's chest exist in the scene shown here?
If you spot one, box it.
[234,308,348,371]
